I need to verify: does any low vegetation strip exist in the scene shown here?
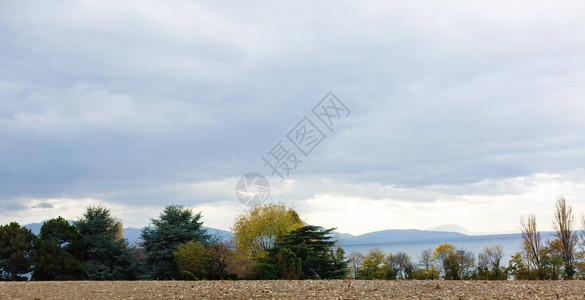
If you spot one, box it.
[2,280,585,299]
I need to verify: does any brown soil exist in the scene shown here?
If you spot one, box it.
[1,280,584,299]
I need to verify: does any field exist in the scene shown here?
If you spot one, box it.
[3,280,585,299]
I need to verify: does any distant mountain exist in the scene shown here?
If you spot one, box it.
[24,221,557,250]
[123,227,142,246]
[203,226,232,241]
[427,224,474,235]
[337,229,561,247]
[333,231,355,241]
[23,221,230,246]
[23,222,44,235]
[341,229,470,245]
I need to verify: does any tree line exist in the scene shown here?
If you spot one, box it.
[0,203,347,280]
[347,197,585,280]
[0,197,582,280]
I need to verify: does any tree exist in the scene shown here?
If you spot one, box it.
[521,214,543,276]
[455,249,475,279]
[333,247,348,278]
[141,205,210,279]
[74,206,135,280]
[393,252,414,279]
[485,245,505,279]
[276,248,302,280]
[173,241,208,280]
[347,251,364,279]
[476,245,506,280]
[264,226,347,279]
[382,252,399,280]
[203,241,236,280]
[542,239,564,280]
[552,197,578,278]
[231,203,303,259]
[432,243,475,280]
[0,222,35,280]
[433,243,456,279]
[412,248,439,280]
[507,252,534,280]
[357,248,385,279]
[32,217,84,280]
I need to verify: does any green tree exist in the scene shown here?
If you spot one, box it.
[74,206,135,280]
[357,248,385,279]
[382,252,399,280]
[173,241,208,280]
[141,205,210,279]
[231,203,303,259]
[432,243,475,280]
[276,248,302,279]
[483,245,506,280]
[32,217,84,280]
[333,247,348,278]
[507,252,535,280]
[412,248,439,280]
[0,222,35,280]
[541,240,564,280]
[265,226,347,279]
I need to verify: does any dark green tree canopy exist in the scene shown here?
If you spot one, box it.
[73,206,135,280]
[264,225,347,279]
[141,205,210,279]
[32,217,84,281]
[0,222,35,280]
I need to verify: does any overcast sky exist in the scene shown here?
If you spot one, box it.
[2,0,585,235]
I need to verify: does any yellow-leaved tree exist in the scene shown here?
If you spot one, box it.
[231,202,304,259]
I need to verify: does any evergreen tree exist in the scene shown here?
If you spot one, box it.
[276,248,302,279]
[32,217,84,280]
[74,206,135,280]
[141,205,210,279]
[0,222,35,280]
[265,225,348,279]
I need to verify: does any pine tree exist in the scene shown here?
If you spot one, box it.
[0,222,35,280]
[141,205,210,279]
[74,206,135,280]
[32,217,84,280]
[265,225,348,279]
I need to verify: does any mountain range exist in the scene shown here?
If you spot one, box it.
[23,221,232,246]
[24,221,541,247]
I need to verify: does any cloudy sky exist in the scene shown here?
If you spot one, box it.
[2,0,585,235]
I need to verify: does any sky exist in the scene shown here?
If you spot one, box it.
[1,0,585,235]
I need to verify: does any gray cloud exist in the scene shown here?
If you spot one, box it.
[1,0,585,229]
[30,202,54,209]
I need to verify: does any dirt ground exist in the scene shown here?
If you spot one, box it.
[2,280,585,299]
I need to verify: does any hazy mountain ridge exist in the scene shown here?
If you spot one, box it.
[23,221,231,246]
[24,221,556,248]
